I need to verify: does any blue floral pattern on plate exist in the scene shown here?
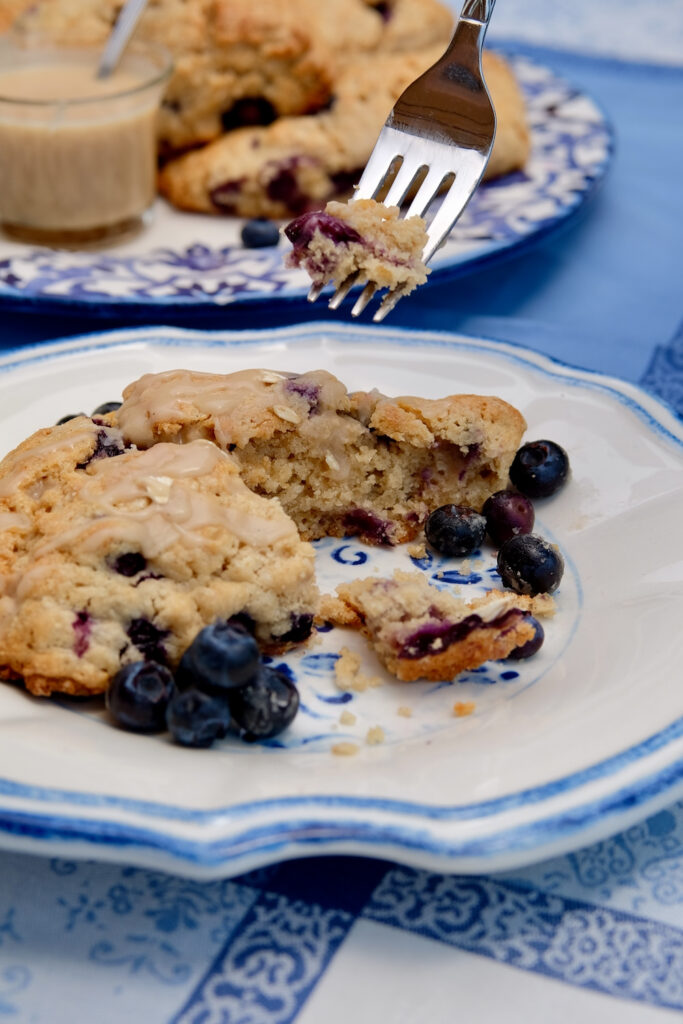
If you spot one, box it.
[0,57,613,312]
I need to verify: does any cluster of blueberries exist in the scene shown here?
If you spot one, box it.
[107,622,299,749]
[425,439,570,661]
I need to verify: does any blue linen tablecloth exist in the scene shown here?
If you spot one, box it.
[0,3,681,1021]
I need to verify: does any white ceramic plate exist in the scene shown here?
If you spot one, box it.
[0,56,613,316]
[0,323,680,880]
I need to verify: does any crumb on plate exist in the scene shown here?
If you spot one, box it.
[332,741,360,757]
[366,725,385,745]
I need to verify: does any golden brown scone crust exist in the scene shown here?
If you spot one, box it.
[0,416,317,696]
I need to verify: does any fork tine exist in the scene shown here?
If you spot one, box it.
[422,154,487,263]
[307,282,324,303]
[328,272,361,309]
[383,160,426,210]
[354,125,409,200]
[373,287,406,323]
[404,167,448,219]
[350,282,377,317]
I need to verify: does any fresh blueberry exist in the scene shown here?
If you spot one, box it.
[497,534,564,595]
[92,401,122,416]
[482,490,535,547]
[106,662,175,733]
[177,621,261,695]
[510,440,569,498]
[506,615,545,659]
[425,504,486,558]
[241,218,280,248]
[56,412,86,425]
[166,689,231,748]
[228,665,299,742]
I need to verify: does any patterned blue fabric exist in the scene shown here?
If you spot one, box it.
[0,804,682,1020]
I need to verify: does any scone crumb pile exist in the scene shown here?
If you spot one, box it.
[334,647,383,693]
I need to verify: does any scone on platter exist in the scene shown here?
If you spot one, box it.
[159,49,530,219]
[0,366,555,714]
[10,0,529,219]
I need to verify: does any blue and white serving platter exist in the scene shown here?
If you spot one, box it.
[0,322,680,879]
[0,56,612,317]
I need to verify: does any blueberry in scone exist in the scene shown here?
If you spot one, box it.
[116,367,527,546]
[0,416,318,696]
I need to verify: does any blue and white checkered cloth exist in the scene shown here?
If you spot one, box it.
[0,3,681,1021]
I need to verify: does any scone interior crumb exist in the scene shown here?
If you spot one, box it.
[285,199,429,295]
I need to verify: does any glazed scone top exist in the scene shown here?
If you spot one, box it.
[0,421,300,603]
[118,368,364,455]
[34,442,298,560]
[118,366,525,453]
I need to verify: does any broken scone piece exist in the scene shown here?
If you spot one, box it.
[116,367,526,546]
[327,571,553,682]
[284,199,429,299]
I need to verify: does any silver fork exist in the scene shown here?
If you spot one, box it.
[309,0,497,322]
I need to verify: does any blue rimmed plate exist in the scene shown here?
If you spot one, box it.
[0,55,613,317]
[0,322,680,878]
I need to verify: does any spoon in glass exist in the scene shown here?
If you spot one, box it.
[97,0,150,78]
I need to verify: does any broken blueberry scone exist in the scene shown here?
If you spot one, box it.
[0,416,318,696]
[116,367,526,546]
[324,571,553,682]
[284,199,429,298]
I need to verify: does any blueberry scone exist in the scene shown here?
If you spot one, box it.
[14,0,338,152]
[324,571,551,682]
[285,200,429,297]
[159,49,529,218]
[116,367,526,546]
[13,0,451,155]
[0,416,318,696]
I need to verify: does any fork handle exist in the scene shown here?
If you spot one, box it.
[460,0,496,27]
